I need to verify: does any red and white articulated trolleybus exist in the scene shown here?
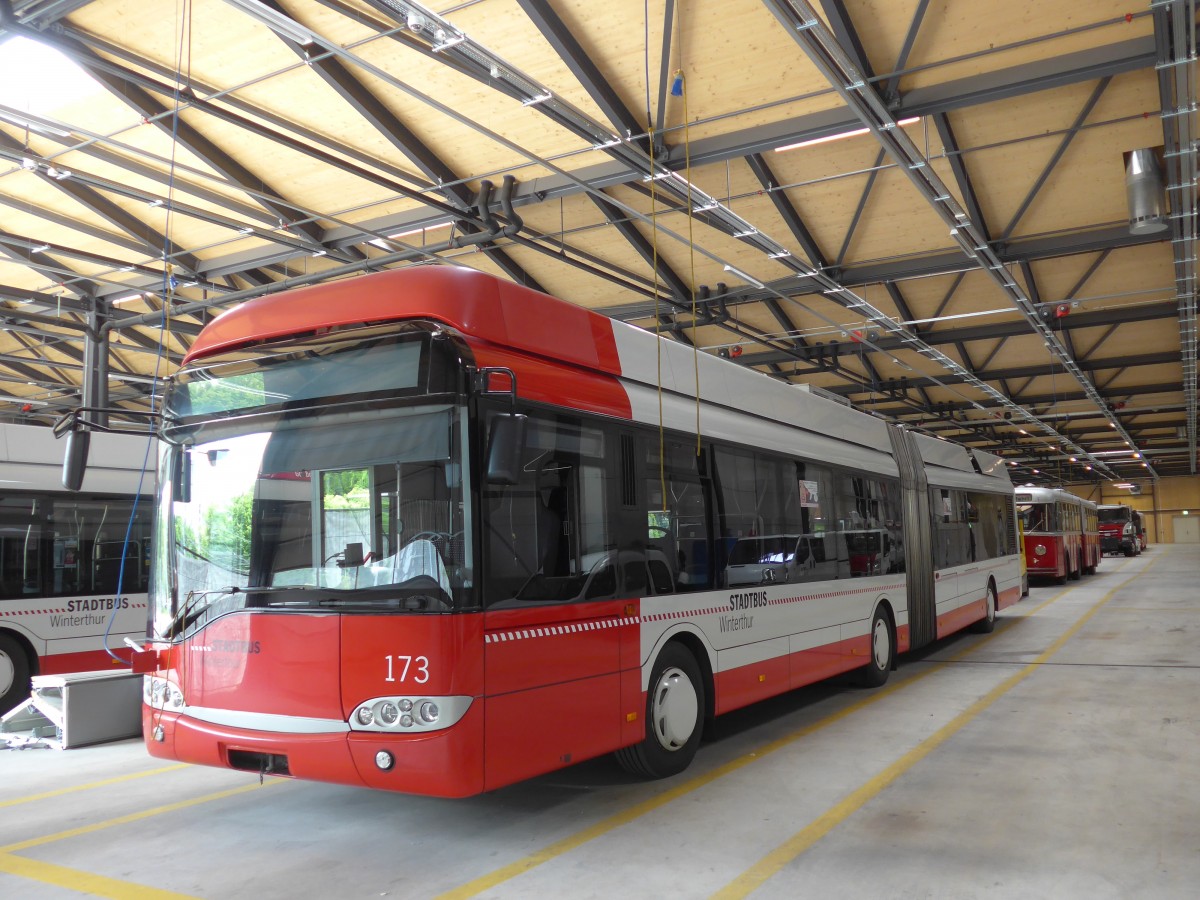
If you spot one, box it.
[0,422,154,713]
[1015,486,1099,584]
[68,267,1020,797]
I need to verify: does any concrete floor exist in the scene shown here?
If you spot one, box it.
[2,544,1197,899]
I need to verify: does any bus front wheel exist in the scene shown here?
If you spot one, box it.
[0,633,32,716]
[616,643,704,779]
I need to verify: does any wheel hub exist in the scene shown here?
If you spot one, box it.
[652,666,699,751]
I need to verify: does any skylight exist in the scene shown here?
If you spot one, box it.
[0,35,105,130]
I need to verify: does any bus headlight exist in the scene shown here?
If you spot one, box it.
[349,696,472,734]
[1034,544,1046,557]
[143,676,184,710]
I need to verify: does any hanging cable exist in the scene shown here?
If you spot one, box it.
[645,0,666,509]
[678,67,701,455]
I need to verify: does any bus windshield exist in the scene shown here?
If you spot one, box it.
[155,403,472,638]
[1017,503,1057,533]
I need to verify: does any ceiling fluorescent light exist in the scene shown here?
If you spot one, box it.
[224,0,315,45]
[0,111,70,137]
[775,117,920,152]
[723,265,764,289]
[389,221,452,239]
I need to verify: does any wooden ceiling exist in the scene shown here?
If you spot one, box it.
[0,0,1195,482]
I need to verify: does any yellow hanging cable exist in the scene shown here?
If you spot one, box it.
[645,1,666,511]
[651,168,667,508]
[679,72,701,456]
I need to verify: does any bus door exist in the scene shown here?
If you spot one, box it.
[481,412,637,790]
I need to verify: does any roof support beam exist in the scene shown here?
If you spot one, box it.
[1000,77,1111,240]
[515,0,649,153]
[817,0,875,80]
[31,31,328,247]
[729,296,1179,368]
[879,0,931,105]
[932,113,989,238]
[589,192,692,305]
[745,153,829,270]
[836,147,887,266]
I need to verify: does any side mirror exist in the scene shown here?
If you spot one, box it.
[173,448,192,504]
[486,413,527,485]
[62,430,91,491]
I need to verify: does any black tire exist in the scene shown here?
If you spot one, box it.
[615,642,705,779]
[857,605,894,688]
[971,584,997,634]
[1123,545,1135,558]
[0,633,32,716]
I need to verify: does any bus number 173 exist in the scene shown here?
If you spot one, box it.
[384,655,430,684]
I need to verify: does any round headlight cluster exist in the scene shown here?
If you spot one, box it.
[349,695,467,733]
[1033,543,1047,557]
[143,676,184,710]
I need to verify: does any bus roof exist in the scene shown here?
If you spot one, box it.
[182,267,1009,491]
[183,267,622,375]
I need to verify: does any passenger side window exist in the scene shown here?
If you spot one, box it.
[644,438,710,592]
[787,461,838,584]
[482,412,611,605]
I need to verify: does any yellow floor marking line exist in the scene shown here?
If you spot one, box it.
[1,778,285,855]
[0,778,286,898]
[0,851,199,900]
[0,764,189,809]
[439,575,1085,900]
[711,558,1158,900]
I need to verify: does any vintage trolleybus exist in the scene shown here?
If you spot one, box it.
[1015,486,1099,583]
[66,267,1021,797]
[1,422,153,713]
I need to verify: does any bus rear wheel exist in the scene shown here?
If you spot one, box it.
[0,633,32,716]
[857,605,894,687]
[616,643,704,779]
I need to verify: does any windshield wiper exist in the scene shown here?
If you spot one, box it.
[165,584,306,636]
[165,586,239,638]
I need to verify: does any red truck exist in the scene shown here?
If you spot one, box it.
[1097,504,1140,557]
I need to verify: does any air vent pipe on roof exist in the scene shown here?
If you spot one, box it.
[1124,148,1167,235]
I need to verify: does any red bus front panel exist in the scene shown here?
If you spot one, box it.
[1023,534,1065,578]
[181,612,343,719]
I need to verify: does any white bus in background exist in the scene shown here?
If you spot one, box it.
[0,422,155,713]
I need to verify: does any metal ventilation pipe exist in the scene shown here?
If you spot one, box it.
[1125,148,1167,234]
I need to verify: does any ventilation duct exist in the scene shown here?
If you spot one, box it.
[1124,148,1167,234]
